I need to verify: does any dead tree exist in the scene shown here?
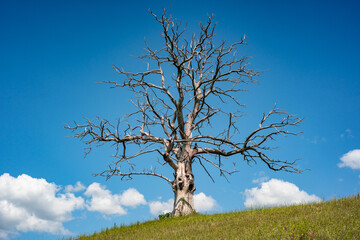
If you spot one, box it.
[66,9,303,216]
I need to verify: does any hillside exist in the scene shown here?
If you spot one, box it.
[71,195,360,239]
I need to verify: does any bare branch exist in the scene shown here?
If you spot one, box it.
[95,168,172,184]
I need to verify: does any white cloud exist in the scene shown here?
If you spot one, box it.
[149,198,173,215]
[0,173,84,239]
[84,183,146,216]
[194,192,217,212]
[119,188,146,208]
[338,149,360,170]
[244,178,321,208]
[149,192,217,215]
[64,181,86,193]
[84,183,126,215]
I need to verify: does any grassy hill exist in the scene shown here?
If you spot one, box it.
[70,195,360,239]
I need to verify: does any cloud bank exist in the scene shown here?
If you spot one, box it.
[0,173,84,239]
[0,174,149,239]
[0,173,218,239]
[244,178,321,208]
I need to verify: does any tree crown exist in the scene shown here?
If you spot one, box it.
[66,9,303,184]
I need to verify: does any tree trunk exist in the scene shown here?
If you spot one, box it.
[172,152,196,216]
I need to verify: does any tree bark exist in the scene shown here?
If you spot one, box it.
[172,151,196,216]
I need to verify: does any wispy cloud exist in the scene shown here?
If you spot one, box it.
[340,129,354,139]
[252,171,269,184]
[308,136,327,144]
[244,178,321,208]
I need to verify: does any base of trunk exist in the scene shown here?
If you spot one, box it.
[172,169,196,216]
[172,193,195,216]
[172,151,196,216]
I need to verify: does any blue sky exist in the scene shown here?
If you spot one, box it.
[1,0,360,239]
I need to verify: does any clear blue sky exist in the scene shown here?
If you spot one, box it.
[1,0,360,239]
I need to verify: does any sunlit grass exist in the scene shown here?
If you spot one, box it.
[69,194,360,239]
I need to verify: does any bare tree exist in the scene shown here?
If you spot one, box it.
[66,9,303,216]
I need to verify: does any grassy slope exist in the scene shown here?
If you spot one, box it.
[72,195,360,239]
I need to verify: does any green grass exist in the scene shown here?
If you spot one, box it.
[70,195,360,239]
